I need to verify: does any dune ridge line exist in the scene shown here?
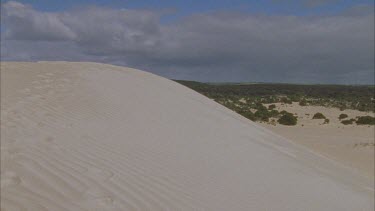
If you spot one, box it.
[1,61,374,210]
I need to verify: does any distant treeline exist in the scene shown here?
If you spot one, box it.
[175,80,375,112]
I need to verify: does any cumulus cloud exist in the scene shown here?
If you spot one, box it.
[2,1,76,40]
[1,1,374,84]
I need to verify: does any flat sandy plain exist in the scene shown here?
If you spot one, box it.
[1,62,374,210]
[259,103,375,180]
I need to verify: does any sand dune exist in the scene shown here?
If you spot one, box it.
[1,62,374,210]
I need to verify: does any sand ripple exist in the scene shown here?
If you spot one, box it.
[1,62,373,210]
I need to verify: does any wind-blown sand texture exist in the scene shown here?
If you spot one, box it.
[1,62,374,210]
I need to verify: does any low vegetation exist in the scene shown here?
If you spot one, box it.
[341,119,355,125]
[339,113,348,120]
[175,80,375,126]
[299,100,307,106]
[268,104,276,110]
[312,112,326,119]
[277,112,297,126]
[176,81,375,112]
[356,116,375,125]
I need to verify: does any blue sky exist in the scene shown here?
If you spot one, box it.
[3,0,374,15]
[1,0,374,84]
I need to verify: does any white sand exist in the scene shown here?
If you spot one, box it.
[260,103,375,179]
[1,62,374,210]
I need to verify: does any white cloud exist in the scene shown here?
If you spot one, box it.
[1,1,374,84]
[2,1,76,40]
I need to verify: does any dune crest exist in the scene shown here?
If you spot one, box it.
[1,62,373,210]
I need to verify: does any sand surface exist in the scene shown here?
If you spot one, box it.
[1,62,374,210]
[260,103,375,179]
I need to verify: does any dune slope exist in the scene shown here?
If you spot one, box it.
[1,62,374,210]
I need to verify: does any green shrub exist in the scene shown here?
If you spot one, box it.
[268,104,276,110]
[280,110,292,115]
[254,109,270,122]
[357,104,367,112]
[356,116,375,125]
[312,112,326,119]
[299,100,307,106]
[290,95,301,102]
[341,119,355,125]
[237,109,256,121]
[255,103,267,110]
[281,97,292,104]
[277,113,297,126]
[259,116,269,122]
[269,109,279,117]
[324,119,330,124]
[338,113,348,120]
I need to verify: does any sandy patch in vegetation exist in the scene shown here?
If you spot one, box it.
[260,102,374,179]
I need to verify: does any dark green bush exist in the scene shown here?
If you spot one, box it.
[324,118,330,124]
[269,109,279,117]
[255,103,268,111]
[237,109,256,121]
[277,113,297,126]
[290,95,301,102]
[268,104,276,110]
[312,112,326,119]
[339,106,346,111]
[280,110,292,115]
[356,116,375,125]
[281,97,292,104]
[341,119,355,125]
[254,109,270,122]
[338,113,348,120]
[299,100,307,106]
